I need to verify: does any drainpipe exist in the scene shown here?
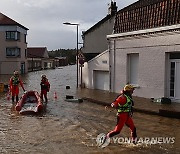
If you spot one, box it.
[31,57,33,71]
[113,39,116,92]
[108,38,111,92]
[108,38,116,92]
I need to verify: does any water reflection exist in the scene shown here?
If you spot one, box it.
[0,65,179,153]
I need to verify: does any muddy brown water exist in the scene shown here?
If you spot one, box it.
[0,65,179,154]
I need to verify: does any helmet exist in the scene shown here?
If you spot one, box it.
[123,84,135,91]
[14,71,19,75]
[41,74,46,78]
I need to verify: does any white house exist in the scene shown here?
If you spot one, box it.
[82,50,110,90]
[107,0,180,102]
[108,25,180,101]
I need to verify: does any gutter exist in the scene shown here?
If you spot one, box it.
[107,24,180,39]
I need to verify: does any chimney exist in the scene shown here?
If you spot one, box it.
[108,0,117,16]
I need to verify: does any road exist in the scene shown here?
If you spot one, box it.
[0,65,179,154]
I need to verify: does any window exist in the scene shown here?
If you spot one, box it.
[6,47,21,57]
[6,31,20,41]
[127,53,139,84]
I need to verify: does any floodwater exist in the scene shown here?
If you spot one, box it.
[0,65,180,154]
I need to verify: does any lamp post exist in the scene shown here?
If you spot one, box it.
[63,22,79,88]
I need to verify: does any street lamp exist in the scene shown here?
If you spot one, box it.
[63,22,79,88]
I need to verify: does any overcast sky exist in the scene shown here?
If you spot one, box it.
[0,0,138,51]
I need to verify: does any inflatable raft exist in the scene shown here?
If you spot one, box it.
[15,91,43,114]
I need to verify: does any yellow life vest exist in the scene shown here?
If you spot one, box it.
[12,76,20,86]
[117,94,133,113]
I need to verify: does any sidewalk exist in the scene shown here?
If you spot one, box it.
[76,88,180,119]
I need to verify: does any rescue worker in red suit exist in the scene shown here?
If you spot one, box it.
[40,75,50,102]
[9,71,25,103]
[104,84,137,144]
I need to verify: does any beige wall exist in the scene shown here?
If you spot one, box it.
[82,16,115,54]
[0,26,28,74]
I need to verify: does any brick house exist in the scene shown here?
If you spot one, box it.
[27,47,53,71]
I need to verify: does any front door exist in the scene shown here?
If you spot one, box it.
[21,62,25,74]
[170,60,180,101]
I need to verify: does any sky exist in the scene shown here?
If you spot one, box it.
[0,0,138,51]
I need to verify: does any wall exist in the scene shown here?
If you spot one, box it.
[83,16,115,54]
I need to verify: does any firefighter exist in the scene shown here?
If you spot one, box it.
[40,75,50,102]
[9,71,25,103]
[103,84,137,145]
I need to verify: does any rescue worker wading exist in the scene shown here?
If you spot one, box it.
[9,71,25,103]
[104,84,137,144]
[40,75,50,102]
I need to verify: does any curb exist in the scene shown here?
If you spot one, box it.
[83,97,180,119]
[82,97,110,106]
[133,108,159,116]
[159,109,180,119]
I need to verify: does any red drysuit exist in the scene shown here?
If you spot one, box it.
[9,75,25,102]
[107,93,137,141]
[40,78,50,102]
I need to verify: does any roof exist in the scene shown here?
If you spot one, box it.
[27,47,48,58]
[0,12,29,30]
[114,0,180,34]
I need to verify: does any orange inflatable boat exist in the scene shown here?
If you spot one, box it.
[15,91,43,114]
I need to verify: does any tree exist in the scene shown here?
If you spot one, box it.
[48,48,76,64]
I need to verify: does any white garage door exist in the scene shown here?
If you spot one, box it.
[94,70,109,91]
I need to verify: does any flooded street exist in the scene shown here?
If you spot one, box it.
[0,65,180,154]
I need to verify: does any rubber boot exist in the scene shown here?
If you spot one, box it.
[132,127,137,144]
[45,96,48,103]
[12,96,14,103]
[16,96,19,102]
